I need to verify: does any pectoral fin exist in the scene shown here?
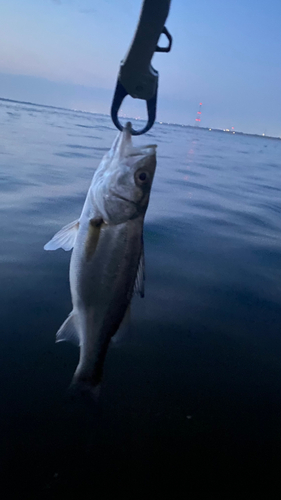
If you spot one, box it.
[44,219,79,251]
[85,218,104,260]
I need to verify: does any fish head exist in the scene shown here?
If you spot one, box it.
[93,123,157,224]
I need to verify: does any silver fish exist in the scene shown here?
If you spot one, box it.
[44,123,157,392]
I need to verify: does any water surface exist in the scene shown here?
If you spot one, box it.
[1,99,281,496]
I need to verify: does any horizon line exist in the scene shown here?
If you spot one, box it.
[0,96,279,141]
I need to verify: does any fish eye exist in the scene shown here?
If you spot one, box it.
[138,172,147,181]
[135,169,150,187]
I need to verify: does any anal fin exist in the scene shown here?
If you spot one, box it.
[56,311,80,346]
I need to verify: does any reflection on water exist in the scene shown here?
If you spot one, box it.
[0,98,281,495]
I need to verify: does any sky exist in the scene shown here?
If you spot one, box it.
[0,0,280,136]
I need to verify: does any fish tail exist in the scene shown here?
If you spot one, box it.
[69,375,101,403]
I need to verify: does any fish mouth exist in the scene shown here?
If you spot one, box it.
[112,122,157,160]
[113,193,137,206]
[110,122,133,159]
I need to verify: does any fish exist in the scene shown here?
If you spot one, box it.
[44,122,157,394]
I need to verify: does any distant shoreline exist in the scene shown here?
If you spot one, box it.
[1,96,280,141]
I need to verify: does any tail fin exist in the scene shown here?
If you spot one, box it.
[69,376,101,403]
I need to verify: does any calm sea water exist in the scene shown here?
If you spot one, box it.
[1,98,281,497]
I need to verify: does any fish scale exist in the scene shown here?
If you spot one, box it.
[44,123,157,395]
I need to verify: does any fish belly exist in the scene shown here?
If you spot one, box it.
[70,217,143,386]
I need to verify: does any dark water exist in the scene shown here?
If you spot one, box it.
[1,99,281,497]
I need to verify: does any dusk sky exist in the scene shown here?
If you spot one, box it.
[0,0,280,136]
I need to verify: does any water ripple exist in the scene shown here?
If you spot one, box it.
[54,151,93,159]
